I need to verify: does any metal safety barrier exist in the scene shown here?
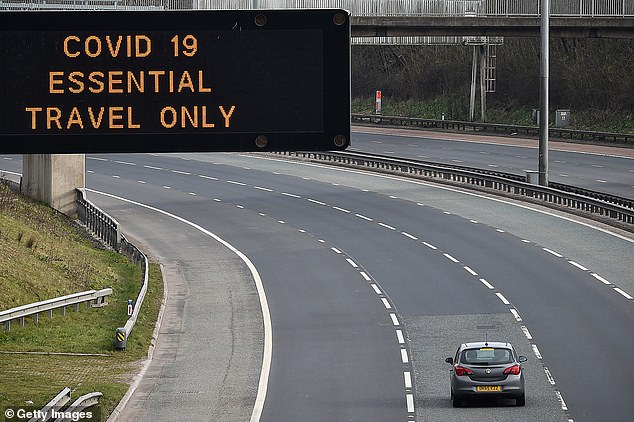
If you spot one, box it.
[1,289,113,331]
[24,387,102,422]
[76,188,149,348]
[77,189,121,251]
[275,150,634,227]
[352,113,634,145]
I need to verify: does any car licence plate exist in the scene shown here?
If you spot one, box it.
[477,386,501,392]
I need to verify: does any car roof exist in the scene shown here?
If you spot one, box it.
[461,341,513,349]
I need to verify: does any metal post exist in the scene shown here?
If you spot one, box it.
[480,45,487,122]
[539,0,550,186]
[469,46,478,122]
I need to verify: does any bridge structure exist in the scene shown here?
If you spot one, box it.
[1,0,633,214]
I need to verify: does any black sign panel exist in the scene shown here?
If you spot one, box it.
[0,10,350,153]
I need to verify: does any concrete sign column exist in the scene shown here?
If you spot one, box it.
[22,154,85,217]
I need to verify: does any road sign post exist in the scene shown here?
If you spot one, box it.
[0,10,350,153]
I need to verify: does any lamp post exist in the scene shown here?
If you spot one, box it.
[539,0,550,186]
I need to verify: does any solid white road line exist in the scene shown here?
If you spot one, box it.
[84,189,272,422]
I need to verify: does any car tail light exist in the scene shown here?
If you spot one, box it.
[504,365,522,375]
[454,366,474,376]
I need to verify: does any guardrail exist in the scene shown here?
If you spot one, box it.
[77,189,121,251]
[340,150,634,210]
[276,150,634,228]
[76,188,149,349]
[25,387,102,422]
[28,387,71,422]
[1,289,112,332]
[56,391,103,422]
[352,113,634,144]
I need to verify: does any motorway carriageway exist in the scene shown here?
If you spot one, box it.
[1,129,633,422]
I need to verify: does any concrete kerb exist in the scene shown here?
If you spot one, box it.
[106,263,167,422]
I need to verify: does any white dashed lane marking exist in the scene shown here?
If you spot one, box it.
[404,371,412,388]
[381,298,392,309]
[543,248,563,258]
[495,293,511,305]
[400,349,409,364]
[479,278,495,290]
[346,258,358,268]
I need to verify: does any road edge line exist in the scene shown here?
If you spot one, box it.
[86,189,272,422]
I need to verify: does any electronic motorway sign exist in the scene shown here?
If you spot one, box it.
[0,9,350,153]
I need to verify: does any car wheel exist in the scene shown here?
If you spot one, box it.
[516,393,525,407]
[452,397,461,408]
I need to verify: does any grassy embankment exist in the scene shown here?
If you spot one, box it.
[352,97,634,134]
[0,182,163,419]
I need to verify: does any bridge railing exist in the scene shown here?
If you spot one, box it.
[3,0,632,17]
[193,0,634,17]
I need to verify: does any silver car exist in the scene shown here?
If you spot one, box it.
[445,341,527,407]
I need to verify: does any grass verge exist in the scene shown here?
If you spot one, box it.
[0,183,164,420]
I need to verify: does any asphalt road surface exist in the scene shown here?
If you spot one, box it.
[349,126,634,199]
[1,130,633,422]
